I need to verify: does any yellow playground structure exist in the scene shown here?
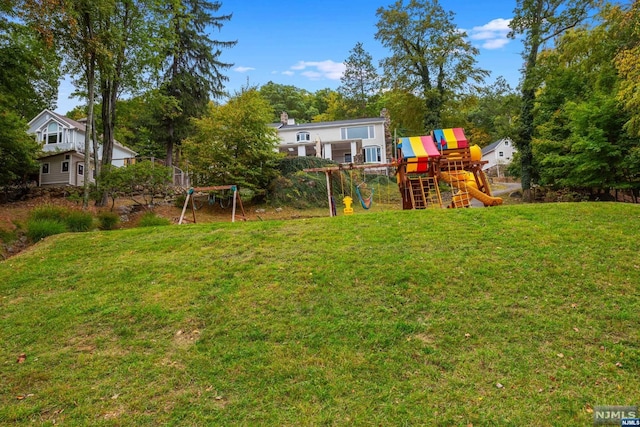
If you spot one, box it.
[396,128,503,209]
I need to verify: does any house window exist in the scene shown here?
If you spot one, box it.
[499,151,504,157]
[78,164,84,175]
[42,163,50,174]
[62,161,69,172]
[504,140,509,146]
[296,132,310,142]
[364,146,381,163]
[43,122,62,144]
[341,125,374,140]
[344,153,352,163]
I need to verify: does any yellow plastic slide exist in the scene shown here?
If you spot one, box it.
[440,171,503,207]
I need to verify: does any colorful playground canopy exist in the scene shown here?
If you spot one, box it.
[398,135,441,173]
[433,128,468,150]
[398,135,440,159]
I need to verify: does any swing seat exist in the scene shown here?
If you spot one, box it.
[355,185,374,209]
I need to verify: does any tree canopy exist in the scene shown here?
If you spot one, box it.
[182,89,282,192]
[375,0,488,132]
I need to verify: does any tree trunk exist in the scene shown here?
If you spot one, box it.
[83,59,95,210]
[517,0,543,203]
[166,121,174,167]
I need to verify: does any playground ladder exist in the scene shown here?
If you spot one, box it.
[408,176,442,209]
[444,159,471,208]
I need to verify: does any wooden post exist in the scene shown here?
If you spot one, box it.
[178,188,194,224]
[231,185,237,223]
[325,171,333,217]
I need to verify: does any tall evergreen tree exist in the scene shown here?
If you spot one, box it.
[339,42,379,118]
[159,0,236,167]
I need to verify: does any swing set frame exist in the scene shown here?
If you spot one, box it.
[178,185,247,224]
[303,162,395,217]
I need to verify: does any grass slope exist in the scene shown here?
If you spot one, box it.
[1,203,639,426]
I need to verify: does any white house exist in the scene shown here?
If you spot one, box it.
[481,137,517,177]
[28,109,137,186]
[272,112,389,165]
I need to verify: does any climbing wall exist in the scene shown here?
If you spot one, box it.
[408,176,442,209]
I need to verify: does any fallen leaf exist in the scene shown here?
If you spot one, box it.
[615,362,623,368]
[557,353,564,358]
[464,333,471,338]
[585,404,593,413]
[496,383,504,389]
[16,353,26,363]
[571,303,578,308]
[573,327,579,332]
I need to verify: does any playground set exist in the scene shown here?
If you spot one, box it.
[304,127,502,216]
[396,128,503,209]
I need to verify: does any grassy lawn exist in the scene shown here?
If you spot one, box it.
[1,202,639,425]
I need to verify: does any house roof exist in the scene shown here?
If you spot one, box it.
[482,138,511,155]
[29,109,87,132]
[272,116,386,131]
[37,149,83,160]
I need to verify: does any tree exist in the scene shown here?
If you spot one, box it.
[259,82,318,123]
[375,89,423,137]
[375,0,488,132]
[311,90,349,122]
[182,89,282,192]
[158,0,236,167]
[20,0,113,207]
[508,0,599,201]
[339,42,380,118]
[614,1,640,137]
[463,77,520,146]
[0,102,41,186]
[96,0,163,173]
[1,7,60,119]
[531,8,640,197]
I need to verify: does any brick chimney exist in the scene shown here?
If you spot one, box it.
[280,111,289,125]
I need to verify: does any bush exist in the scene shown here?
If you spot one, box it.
[65,210,94,232]
[26,218,67,242]
[97,211,120,230]
[30,205,68,222]
[138,212,171,227]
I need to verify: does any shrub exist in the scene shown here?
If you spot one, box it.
[97,211,120,230]
[138,212,171,227]
[26,218,67,242]
[65,210,95,232]
[30,205,68,222]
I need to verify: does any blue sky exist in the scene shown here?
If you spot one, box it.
[55,0,524,114]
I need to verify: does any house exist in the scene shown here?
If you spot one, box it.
[272,112,389,165]
[28,109,137,187]
[481,137,517,178]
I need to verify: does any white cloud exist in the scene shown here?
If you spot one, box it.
[289,60,346,80]
[233,66,255,73]
[482,38,510,49]
[466,18,512,50]
[281,70,294,76]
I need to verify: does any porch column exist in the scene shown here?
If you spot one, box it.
[323,144,332,160]
[350,141,358,161]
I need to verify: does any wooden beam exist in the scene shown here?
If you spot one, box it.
[303,162,396,173]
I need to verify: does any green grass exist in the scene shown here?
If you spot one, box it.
[1,203,639,426]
